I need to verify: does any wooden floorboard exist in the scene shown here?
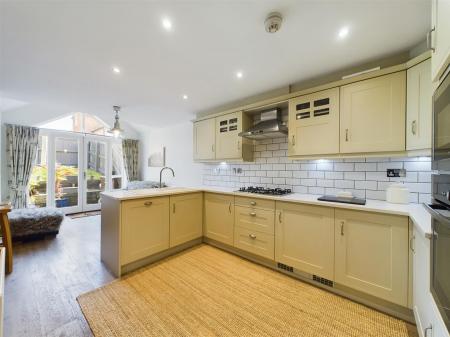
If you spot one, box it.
[3,214,419,337]
[4,215,115,337]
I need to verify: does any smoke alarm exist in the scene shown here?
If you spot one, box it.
[265,12,282,33]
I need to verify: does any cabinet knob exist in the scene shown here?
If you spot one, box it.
[144,201,152,206]
[248,234,257,239]
[250,201,256,206]
[249,212,256,217]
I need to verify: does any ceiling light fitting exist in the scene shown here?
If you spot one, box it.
[110,105,124,137]
[112,67,121,74]
[162,18,172,31]
[265,12,283,33]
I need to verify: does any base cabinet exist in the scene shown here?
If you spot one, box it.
[169,193,203,247]
[275,203,334,280]
[121,197,170,265]
[334,209,409,306]
[204,193,234,245]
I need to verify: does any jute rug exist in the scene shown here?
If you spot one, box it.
[78,245,414,337]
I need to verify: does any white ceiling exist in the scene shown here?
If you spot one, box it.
[0,0,430,129]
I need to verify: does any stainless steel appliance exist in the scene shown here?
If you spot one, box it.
[432,71,450,172]
[238,109,288,139]
[426,70,450,332]
[317,195,366,205]
[238,186,292,196]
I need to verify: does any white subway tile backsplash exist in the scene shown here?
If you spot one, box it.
[202,139,431,203]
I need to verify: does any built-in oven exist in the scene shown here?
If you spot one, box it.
[426,172,450,332]
[432,70,450,172]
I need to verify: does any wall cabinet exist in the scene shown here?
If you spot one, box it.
[193,118,216,160]
[407,58,432,151]
[431,0,450,82]
[340,72,406,154]
[275,202,334,280]
[193,111,253,162]
[288,88,340,156]
[121,197,170,265]
[169,193,203,247]
[334,209,409,306]
[204,193,234,245]
[215,111,252,161]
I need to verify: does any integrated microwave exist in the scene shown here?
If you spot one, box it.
[433,70,450,172]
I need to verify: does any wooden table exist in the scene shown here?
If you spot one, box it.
[0,206,12,274]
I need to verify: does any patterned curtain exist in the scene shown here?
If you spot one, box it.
[122,139,139,181]
[6,124,40,209]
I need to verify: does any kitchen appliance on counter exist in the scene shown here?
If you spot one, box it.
[426,172,450,333]
[386,183,410,204]
[237,186,292,196]
[317,195,366,205]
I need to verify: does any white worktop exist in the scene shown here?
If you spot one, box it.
[101,185,432,237]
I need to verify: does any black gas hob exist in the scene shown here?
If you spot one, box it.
[238,186,292,196]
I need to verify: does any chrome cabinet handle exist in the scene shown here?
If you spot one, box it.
[427,27,436,52]
[173,203,176,213]
[345,129,349,142]
[250,212,256,217]
[229,203,232,213]
[340,221,345,236]
[249,234,256,239]
[211,144,215,152]
[237,140,240,150]
[279,211,282,223]
[144,201,152,206]
[292,135,295,146]
[424,324,433,337]
[410,236,415,253]
[250,201,256,206]
[412,120,417,135]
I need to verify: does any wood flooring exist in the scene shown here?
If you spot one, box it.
[4,215,114,337]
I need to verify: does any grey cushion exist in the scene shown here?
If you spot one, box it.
[8,207,64,239]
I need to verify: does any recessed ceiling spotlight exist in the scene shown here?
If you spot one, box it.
[265,12,283,33]
[338,26,349,39]
[182,94,188,100]
[162,18,173,31]
[112,66,121,74]
[236,71,243,79]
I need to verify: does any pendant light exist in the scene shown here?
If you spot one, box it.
[110,105,124,137]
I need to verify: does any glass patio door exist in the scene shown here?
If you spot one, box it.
[83,136,110,211]
[54,134,83,214]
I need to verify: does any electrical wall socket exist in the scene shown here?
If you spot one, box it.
[386,168,406,178]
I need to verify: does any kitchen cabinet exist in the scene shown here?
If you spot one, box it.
[288,88,340,156]
[334,209,409,306]
[169,193,203,247]
[275,202,334,280]
[431,0,450,82]
[234,198,275,259]
[215,111,253,161]
[340,72,406,154]
[407,58,432,151]
[412,222,436,337]
[193,118,216,160]
[204,193,234,245]
[121,197,170,265]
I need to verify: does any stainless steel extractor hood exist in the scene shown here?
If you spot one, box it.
[238,108,288,139]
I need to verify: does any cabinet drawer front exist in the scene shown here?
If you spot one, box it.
[235,196,275,210]
[235,206,275,235]
[234,227,274,260]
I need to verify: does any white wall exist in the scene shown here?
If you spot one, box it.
[0,111,2,201]
[139,121,202,187]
